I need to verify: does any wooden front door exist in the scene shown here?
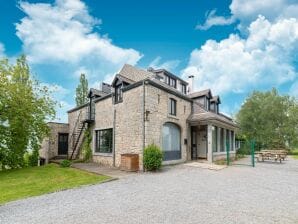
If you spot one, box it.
[58,133,68,155]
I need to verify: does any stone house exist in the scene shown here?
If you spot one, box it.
[40,64,238,170]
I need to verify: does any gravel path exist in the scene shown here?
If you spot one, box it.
[1,158,298,224]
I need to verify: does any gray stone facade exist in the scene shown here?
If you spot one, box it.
[42,64,238,169]
[39,122,69,163]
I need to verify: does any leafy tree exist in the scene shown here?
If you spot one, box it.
[236,88,298,149]
[75,73,88,106]
[0,55,56,169]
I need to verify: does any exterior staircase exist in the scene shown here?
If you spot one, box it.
[69,106,94,160]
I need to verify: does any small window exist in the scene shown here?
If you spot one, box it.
[95,129,113,153]
[114,85,122,103]
[165,75,177,88]
[181,84,186,94]
[169,98,177,116]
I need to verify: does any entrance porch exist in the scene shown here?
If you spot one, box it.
[190,122,237,163]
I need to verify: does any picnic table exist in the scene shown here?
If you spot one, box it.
[255,150,288,163]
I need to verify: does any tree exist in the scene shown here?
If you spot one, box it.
[0,55,56,169]
[75,73,88,106]
[236,88,298,149]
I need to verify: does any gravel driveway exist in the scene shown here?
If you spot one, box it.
[1,158,298,224]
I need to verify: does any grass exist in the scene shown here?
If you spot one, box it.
[0,164,111,205]
[289,149,298,159]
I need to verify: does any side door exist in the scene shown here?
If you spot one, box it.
[58,133,68,155]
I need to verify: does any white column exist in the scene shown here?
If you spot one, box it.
[223,129,226,152]
[207,124,213,163]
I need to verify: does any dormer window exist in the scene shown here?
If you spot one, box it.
[114,85,123,103]
[165,75,177,88]
[181,84,186,94]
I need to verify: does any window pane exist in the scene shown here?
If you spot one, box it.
[226,130,230,151]
[220,128,224,152]
[95,129,113,153]
[169,98,176,116]
[162,123,181,161]
[212,126,217,152]
[231,131,234,151]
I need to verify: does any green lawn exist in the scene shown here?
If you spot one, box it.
[0,164,111,205]
[289,149,298,159]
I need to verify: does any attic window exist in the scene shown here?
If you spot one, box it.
[114,85,123,103]
[181,84,186,94]
[165,75,177,88]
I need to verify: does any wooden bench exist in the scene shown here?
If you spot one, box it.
[255,150,288,163]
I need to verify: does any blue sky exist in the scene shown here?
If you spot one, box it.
[0,0,298,122]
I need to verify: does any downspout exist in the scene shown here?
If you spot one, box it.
[142,80,146,171]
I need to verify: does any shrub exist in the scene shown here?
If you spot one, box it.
[143,144,162,171]
[81,128,92,162]
[28,149,39,167]
[60,159,71,168]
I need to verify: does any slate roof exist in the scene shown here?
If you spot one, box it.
[188,89,212,99]
[118,64,154,82]
[210,95,221,104]
[188,111,238,128]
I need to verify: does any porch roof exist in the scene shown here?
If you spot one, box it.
[187,112,239,129]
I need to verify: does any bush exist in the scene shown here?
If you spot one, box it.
[143,144,162,171]
[28,149,39,167]
[81,128,92,162]
[60,159,71,168]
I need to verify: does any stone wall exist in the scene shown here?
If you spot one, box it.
[92,86,144,169]
[67,106,88,158]
[213,152,236,161]
[39,122,69,163]
[144,84,192,164]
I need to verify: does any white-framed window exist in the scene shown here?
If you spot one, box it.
[169,98,177,116]
[95,129,113,153]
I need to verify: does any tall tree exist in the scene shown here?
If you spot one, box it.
[0,55,56,169]
[75,73,88,106]
[236,88,298,149]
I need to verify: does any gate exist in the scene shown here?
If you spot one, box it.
[226,140,255,167]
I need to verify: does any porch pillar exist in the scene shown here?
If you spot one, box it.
[223,129,227,152]
[207,124,213,163]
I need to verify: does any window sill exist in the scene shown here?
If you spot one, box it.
[167,114,179,120]
[93,152,113,157]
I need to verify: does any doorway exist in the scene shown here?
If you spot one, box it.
[58,133,68,155]
[197,125,207,159]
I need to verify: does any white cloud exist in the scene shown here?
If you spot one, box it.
[196,9,235,30]
[183,16,298,96]
[41,83,72,122]
[197,0,298,30]
[55,100,74,123]
[0,42,5,58]
[290,81,298,99]
[149,56,180,71]
[16,0,142,66]
[15,0,143,121]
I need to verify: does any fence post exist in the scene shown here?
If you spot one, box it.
[251,139,255,167]
[226,142,230,166]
